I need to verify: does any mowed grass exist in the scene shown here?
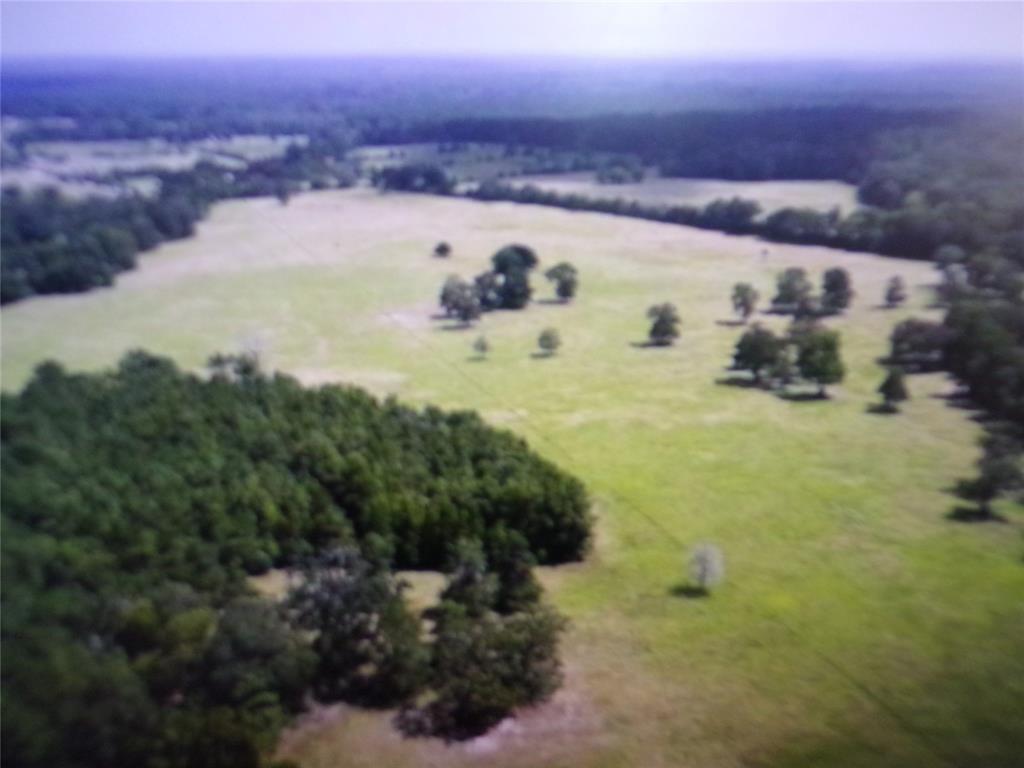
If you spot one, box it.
[2,189,1022,768]
[509,172,861,216]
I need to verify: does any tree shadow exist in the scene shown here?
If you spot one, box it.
[535,298,567,306]
[929,391,982,412]
[946,505,1009,524]
[630,340,671,349]
[715,374,763,390]
[865,403,898,415]
[435,323,474,332]
[465,356,487,363]
[530,351,556,359]
[428,312,451,321]
[777,390,827,403]
[715,318,746,327]
[669,583,709,599]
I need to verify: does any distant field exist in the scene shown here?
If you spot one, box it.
[2,189,1021,768]
[2,133,306,198]
[509,172,861,216]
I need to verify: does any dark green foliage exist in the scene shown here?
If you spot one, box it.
[821,268,854,314]
[732,324,782,384]
[731,282,759,322]
[889,318,950,372]
[287,549,428,706]
[647,303,681,346]
[771,268,813,313]
[372,163,455,194]
[434,241,452,258]
[699,197,761,234]
[489,244,538,309]
[439,276,481,324]
[402,540,564,739]
[795,327,846,397]
[545,262,579,301]
[2,351,591,766]
[955,452,1023,517]
[878,368,910,412]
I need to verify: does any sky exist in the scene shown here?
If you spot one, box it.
[2,1,1022,61]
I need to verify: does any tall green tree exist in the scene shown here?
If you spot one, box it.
[822,267,854,314]
[731,282,759,322]
[732,324,781,384]
[877,368,909,412]
[545,262,579,301]
[796,327,846,397]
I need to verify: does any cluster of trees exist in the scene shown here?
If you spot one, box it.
[2,351,591,767]
[372,163,455,195]
[731,319,846,397]
[769,267,854,316]
[438,245,578,325]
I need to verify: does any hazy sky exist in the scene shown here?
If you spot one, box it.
[2,1,1022,61]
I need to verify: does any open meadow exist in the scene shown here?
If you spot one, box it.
[508,172,861,217]
[2,189,1021,768]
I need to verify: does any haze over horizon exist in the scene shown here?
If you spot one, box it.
[2,1,1022,63]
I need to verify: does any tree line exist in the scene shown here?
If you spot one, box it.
[2,351,591,767]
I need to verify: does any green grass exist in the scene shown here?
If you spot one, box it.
[2,189,1021,768]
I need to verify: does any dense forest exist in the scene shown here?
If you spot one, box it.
[2,352,590,767]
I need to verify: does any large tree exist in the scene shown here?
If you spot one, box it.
[771,267,813,312]
[732,324,782,384]
[795,327,846,397]
[821,267,854,314]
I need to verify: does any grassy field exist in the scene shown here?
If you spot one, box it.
[2,189,1021,768]
[509,172,861,216]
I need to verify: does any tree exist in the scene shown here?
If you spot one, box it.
[537,328,561,356]
[796,327,845,397]
[287,548,428,706]
[439,275,462,317]
[731,282,759,322]
[473,335,489,359]
[772,268,813,312]
[439,278,482,325]
[884,276,907,308]
[434,241,452,258]
[689,544,725,595]
[732,324,781,384]
[545,262,579,301]
[821,267,853,314]
[877,368,909,412]
[647,303,681,346]
[490,244,538,310]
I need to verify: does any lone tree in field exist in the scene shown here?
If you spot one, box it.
[772,267,814,313]
[796,327,845,397]
[731,282,759,322]
[434,241,452,258]
[732,324,782,385]
[490,244,538,309]
[439,275,462,317]
[647,303,681,346]
[822,267,854,314]
[473,335,490,359]
[884,276,907,308]
[537,328,561,357]
[877,367,909,412]
[689,544,725,595]
[545,262,579,302]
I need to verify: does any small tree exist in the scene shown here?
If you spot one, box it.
[689,544,725,595]
[877,367,909,412]
[731,282,759,322]
[821,268,853,314]
[537,328,561,356]
[544,262,579,302]
[732,324,781,385]
[884,276,907,308]
[647,303,681,346]
[473,335,490,359]
[439,275,462,317]
[955,454,1023,518]
[796,327,845,397]
[434,241,452,258]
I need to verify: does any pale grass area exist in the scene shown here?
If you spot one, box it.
[509,172,861,216]
[3,189,1021,768]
